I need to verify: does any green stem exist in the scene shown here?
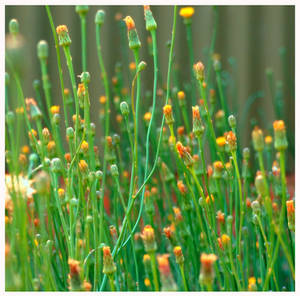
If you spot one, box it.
[149,251,159,291]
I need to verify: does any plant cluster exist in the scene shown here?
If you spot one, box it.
[5,5,294,291]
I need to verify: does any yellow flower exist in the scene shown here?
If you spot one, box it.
[179,7,195,19]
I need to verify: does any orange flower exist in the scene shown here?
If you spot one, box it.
[192,106,200,120]
[177,91,185,100]
[50,105,60,114]
[216,136,226,147]
[123,16,135,30]
[56,25,68,35]
[179,7,195,19]
[273,120,285,131]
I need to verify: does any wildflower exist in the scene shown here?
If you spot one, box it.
[221,234,230,247]
[144,112,152,122]
[83,280,92,291]
[28,129,37,141]
[176,141,194,167]
[19,153,27,166]
[248,277,257,291]
[177,180,187,195]
[179,7,195,19]
[193,61,205,82]
[157,254,177,291]
[50,105,60,115]
[192,106,205,137]
[246,198,252,208]
[68,258,81,291]
[99,95,106,104]
[163,104,175,125]
[173,246,184,265]
[25,98,42,120]
[206,194,214,204]
[216,136,226,150]
[56,25,71,47]
[102,246,117,275]
[163,226,175,240]
[173,207,183,222]
[144,278,151,287]
[80,140,89,153]
[124,16,141,50]
[141,225,157,252]
[65,152,71,163]
[144,5,157,31]
[58,188,65,198]
[252,127,264,152]
[16,106,24,114]
[177,90,185,101]
[255,174,267,197]
[199,253,218,287]
[47,141,56,154]
[273,120,288,151]
[213,161,223,178]
[225,131,237,152]
[78,159,88,174]
[216,210,225,224]
[177,126,185,136]
[265,135,273,145]
[286,200,295,231]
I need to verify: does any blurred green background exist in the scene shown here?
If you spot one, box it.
[5,5,295,170]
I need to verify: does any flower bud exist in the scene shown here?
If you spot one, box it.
[193,62,205,82]
[95,10,105,25]
[102,246,117,275]
[120,101,129,117]
[273,120,288,151]
[199,253,218,287]
[248,277,257,291]
[9,18,19,35]
[286,200,295,231]
[124,16,141,50]
[141,225,157,252]
[251,200,261,215]
[225,131,237,152]
[51,158,62,173]
[252,127,264,152]
[37,40,48,60]
[213,161,223,179]
[137,61,147,73]
[78,159,88,174]
[163,104,175,125]
[228,114,236,129]
[243,147,250,160]
[157,254,177,291]
[75,5,89,16]
[56,25,71,47]
[173,246,184,265]
[176,141,194,167]
[80,72,90,84]
[66,127,74,139]
[192,106,205,137]
[110,164,119,177]
[144,5,157,31]
[255,174,267,196]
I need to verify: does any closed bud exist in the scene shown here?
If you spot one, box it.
[9,18,19,35]
[95,10,105,25]
[95,170,103,180]
[251,200,261,215]
[75,5,89,16]
[228,114,236,129]
[141,225,157,252]
[243,147,250,160]
[80,72,90,84]
[66,127,75,139]
[124,16,141,50]
[255,174,267,196]
[273,120,288,151]
[51,158,62,173]
[102,246,117,275]
[42,128,50,143]
[252,127,264,152]
[192,106,205,137]
[144,5,157,31]
[137,61,147,72]
[110,164,119,177]
[37,40,48,60]
[120,101,129,117]
[193,62,205,81]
